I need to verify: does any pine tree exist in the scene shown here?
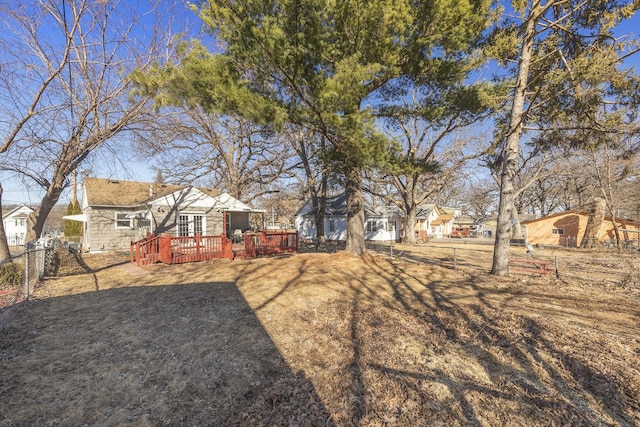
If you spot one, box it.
[132,0,496,254]
[64,200,83,238]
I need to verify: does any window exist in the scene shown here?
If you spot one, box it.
[552,228,564,235]
[387,221,396,232]
[193,215,203,235]
[115,213,131,228]
[329,219,335,232]
[178,215,189,237]
[15,218,26,227]
[178,214,205,237]
[366,220,376,232]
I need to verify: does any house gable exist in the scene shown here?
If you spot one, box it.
[3,204,34,246]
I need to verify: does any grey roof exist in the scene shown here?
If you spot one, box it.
[415,204,436,219]
[295,194,378,217]
[374,205,404,217]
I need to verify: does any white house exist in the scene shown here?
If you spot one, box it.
[295,194,404,242]
[65,177,264,252]
[2,204,33,247]
[414,204,442,239]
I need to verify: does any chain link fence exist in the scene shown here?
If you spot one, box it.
[366,240,640,288]
[1,240,60,313]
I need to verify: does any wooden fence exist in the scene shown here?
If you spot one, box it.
[130,230,298,266]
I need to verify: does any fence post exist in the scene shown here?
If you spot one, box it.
[24,249,29,301]
[161,235,172,264]
[136,242,141,266]
[453,248,457,270]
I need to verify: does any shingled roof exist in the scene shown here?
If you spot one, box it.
[295,193,377,217]
[83,177,221,207]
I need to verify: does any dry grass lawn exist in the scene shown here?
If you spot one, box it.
[1,242,639,426]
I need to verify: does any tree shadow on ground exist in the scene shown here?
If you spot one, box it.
[0,281,333,426]
[341,255,640,425]
[204,250,638,424]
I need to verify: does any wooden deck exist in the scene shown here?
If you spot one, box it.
[130,231,298,266]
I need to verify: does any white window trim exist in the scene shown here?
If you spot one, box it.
[177,212,207,237]
[115,212,132,229]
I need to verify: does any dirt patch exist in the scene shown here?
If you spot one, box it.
[1,246,639,426]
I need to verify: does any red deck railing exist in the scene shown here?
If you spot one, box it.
[242,230,299,258]
[131,234,233,266]
[131,230,298,266]
[130,234,163,266]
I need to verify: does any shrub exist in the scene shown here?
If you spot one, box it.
[0,262,24,290]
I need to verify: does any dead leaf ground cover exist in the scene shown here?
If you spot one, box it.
[1,242,639,426]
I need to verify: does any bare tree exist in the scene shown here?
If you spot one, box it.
[282,124,331,248]
[0,0,177,244]
[459,178,498,223]
[583,138,639,248]
[135,108,292,203]
[372,110,491,244]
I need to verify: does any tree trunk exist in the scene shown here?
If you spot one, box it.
[25,185,64,242]
[314,173,328,251]
[403,204,417,244]
[344,165,366,255]
[311,184,327,252]
[581,198,606,248]
[0,183,12,261]
[491,7,538,276]
[511,206,523,239]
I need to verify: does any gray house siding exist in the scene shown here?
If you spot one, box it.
[85,206,144,251]
[295,194,403,242]
[85,206,226,251]
[151,208,223,237]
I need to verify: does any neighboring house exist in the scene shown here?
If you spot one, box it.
[67,177,263,252]
[295,195,443,242]
[369,205,405,242]
[430,213,454,238]
[522,211,640,247]
[295,194,402,241]
[415,204,441,239]
[438,207,464,238]
[2,204,33,246]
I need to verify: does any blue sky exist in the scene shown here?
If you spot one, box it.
[2,0,639,206]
